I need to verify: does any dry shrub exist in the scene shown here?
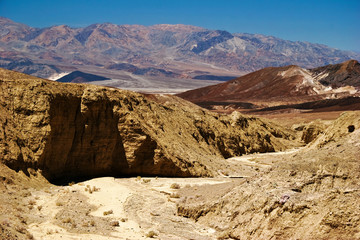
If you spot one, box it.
[62,218,73,224]
[170,183,180,189]
[170,193,180,198]
[146,230,158,238]
[85,185,99,194]
[103,210,113,216]
[143,179,151,183]
[110,221,119,227]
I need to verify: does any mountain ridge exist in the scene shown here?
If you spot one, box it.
[1,17,359,81]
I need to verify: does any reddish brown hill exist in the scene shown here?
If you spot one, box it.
[310,59,360,88]
[177,61,359,107]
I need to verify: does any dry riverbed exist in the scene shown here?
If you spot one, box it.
[26,177,234,240]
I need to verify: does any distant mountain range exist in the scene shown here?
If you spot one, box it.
[0,17,359,82]
[177,60,360,109]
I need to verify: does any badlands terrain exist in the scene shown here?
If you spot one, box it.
[0,67,360,240]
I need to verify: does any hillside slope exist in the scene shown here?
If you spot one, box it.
[177,60,360,108]
[177,112,360,239]
[0,68,298,182]
[310,59,360,88]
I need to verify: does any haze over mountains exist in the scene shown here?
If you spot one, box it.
[0,16,359,89]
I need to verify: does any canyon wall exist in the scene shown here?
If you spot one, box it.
[0,68,297,181]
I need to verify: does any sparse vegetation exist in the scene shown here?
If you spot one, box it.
[170,183,181,189]
[56,201,64,206]
[110,220,119,227]
[62,217,73,224]
[143,179,151,183]
[170,193,180,198]
[103,210,113,216]
[146,230,158,238]
[84,185,99,194]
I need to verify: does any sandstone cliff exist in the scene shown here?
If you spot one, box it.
[0,68,297,182]
[177,112,360,239]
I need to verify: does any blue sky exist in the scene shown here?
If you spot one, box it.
[1,0,359,51]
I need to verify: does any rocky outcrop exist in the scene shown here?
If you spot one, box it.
[0,68,298,182]
[310,60,360,88]
[310,111,360,148]
[177,112,360,239]
[301,120,326,144]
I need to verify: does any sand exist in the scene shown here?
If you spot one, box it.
[27,177,231,239]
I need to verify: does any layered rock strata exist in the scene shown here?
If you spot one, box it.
[0,68,297,181]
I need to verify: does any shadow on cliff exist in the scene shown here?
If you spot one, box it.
[38,94,130,184]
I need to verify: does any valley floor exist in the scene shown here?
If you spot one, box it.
[27,177,230,240]
[1,149,295,240]
[1,112,359,240]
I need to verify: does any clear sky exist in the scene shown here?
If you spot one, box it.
[1,0,359,51]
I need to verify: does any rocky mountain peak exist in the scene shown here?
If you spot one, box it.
[1,18,359,81]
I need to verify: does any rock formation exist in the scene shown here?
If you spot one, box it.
[177,111,360,239]
[310,59,360,88]
[301,120,326,144]
[0,68,297,182]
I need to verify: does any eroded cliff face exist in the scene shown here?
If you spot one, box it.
[177,112,360,239]
[0,68,298,182]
